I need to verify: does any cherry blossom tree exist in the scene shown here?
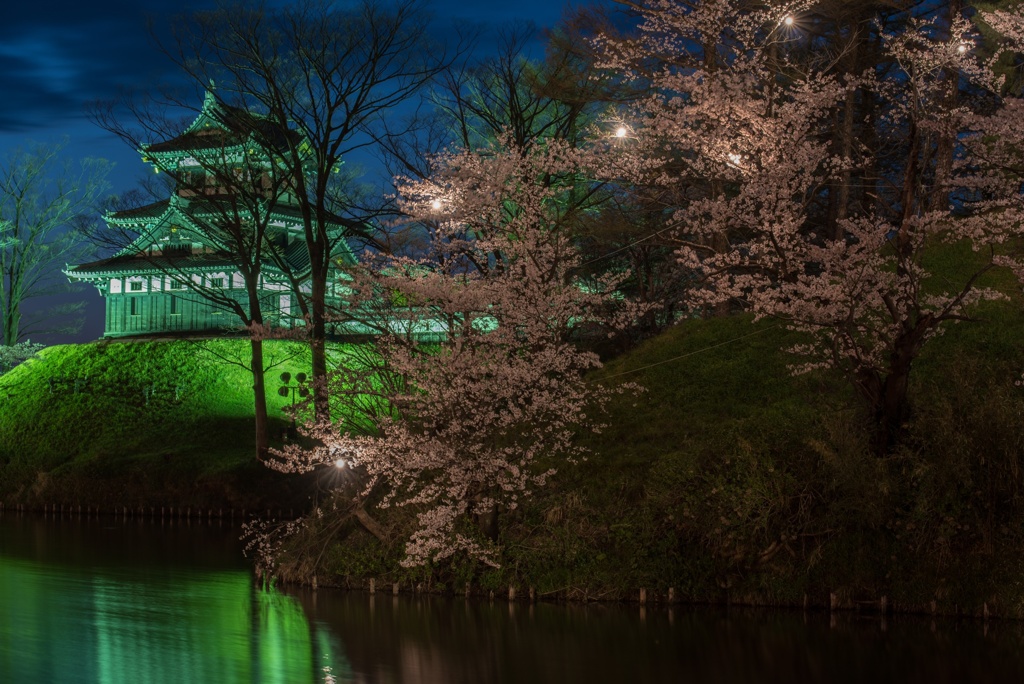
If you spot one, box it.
[265,138,637,567]
[597,0,1024,452]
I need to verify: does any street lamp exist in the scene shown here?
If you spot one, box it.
[278,371,309,438]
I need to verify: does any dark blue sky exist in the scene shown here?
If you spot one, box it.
[2,0,596,344]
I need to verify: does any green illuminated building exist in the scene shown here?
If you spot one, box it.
[66,92,357,338]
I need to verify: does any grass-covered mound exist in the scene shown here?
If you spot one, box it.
[0,339,314,509]
[6,241,1024,613]
[296,293,1024,615]
[498,297,1024,612]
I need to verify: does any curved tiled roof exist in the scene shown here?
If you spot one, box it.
[107,199,171,222]
[145,96,301,156]
[66,253,241,277]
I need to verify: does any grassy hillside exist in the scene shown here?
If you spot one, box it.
[482,295,1024,609]
[0,339,314,509]
[299,294,1024,613]
[4,263,1024,611]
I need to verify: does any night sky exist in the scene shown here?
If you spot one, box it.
[2,0,594,344]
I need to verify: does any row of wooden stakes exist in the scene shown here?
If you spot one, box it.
[0,502,296,520]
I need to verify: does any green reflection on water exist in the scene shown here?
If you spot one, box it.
[0,521,343,684]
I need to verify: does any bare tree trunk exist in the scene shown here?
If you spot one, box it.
[1,286,18,346]
[352,503,386,541]
[251,337,270,458]
[309,256,330,423]
[245,274,271,458]
[832,26,863,239]
[876,359,912,456]
[928,0,963,212]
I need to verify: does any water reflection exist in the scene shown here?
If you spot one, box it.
[0,514,343,684]
[3,513,1024,683]
[287,587,1024,683]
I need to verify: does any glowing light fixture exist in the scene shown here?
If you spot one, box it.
[335,458,347,469]
[957,43,968,54]
[615,126,628,138]
[783,15,794,26]
[430,199,443,211]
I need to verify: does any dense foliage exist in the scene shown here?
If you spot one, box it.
[232,0,1024,595]
[10,0,1024,609]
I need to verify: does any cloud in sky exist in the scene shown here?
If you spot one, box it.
[0,1,221,132]
[0,0,586,134]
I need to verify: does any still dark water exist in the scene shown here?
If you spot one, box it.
[2,513,1024,684]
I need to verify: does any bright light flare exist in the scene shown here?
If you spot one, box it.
[957,43,968,54]
[430,199,443,211]
[615,126,628,138]
[783,15,794,26]
[334,458,347,469]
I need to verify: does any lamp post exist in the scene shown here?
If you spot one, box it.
[278,371,309,439]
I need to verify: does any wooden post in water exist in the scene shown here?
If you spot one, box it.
[640,588,647,605]
[369,578,375,595]
[509,586,516,602]
[393,583,399,596]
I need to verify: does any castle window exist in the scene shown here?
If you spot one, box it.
[169,279,185,290]
[210,277,225,288]
[129,281,143,292]
[182,171,205,187]
[164,242,192,257]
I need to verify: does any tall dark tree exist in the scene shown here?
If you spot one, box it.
[159,0,467,421]
[93,92,312,458]
[0,141,111,345]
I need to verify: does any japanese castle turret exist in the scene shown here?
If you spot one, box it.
[66,91,357,338]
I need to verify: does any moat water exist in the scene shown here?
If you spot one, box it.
[2,513,1023,683]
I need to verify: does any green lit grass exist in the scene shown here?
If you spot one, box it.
[0,339,318,508]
